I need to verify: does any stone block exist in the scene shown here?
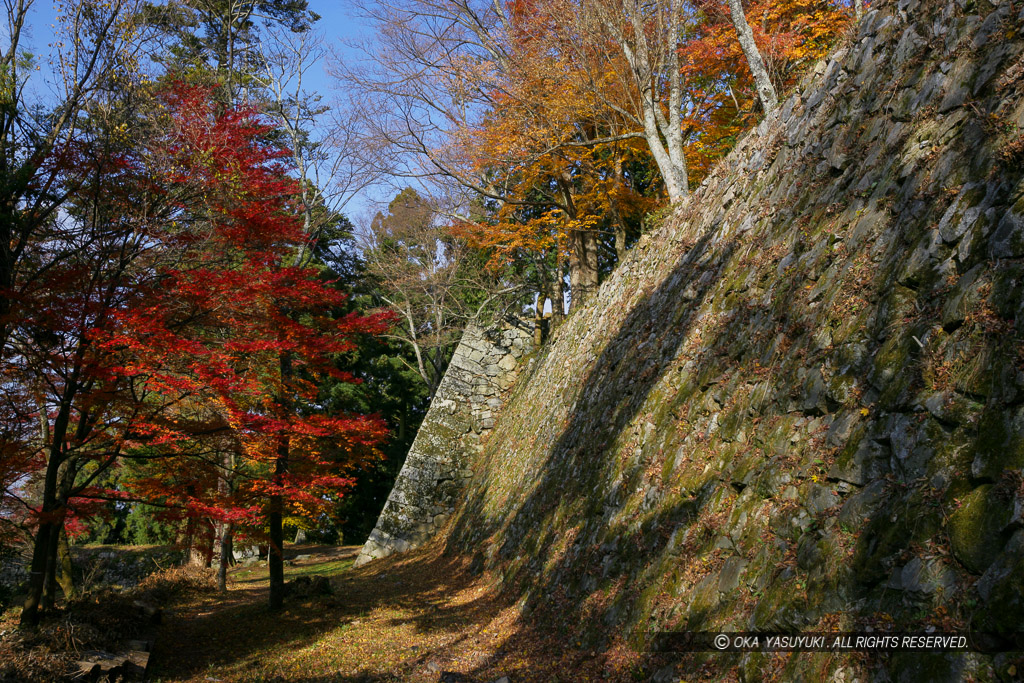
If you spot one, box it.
[990,199,1024,259]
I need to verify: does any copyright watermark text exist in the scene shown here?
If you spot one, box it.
[645,632,1023,653]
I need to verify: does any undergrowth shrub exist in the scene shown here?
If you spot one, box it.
[0,563,216,681]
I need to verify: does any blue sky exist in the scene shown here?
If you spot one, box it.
[21,1,366,87]
[17,0,384,218]
[307,1,365,96]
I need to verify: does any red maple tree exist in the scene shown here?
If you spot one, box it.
[7,81,391,624]
[92,82,393,607]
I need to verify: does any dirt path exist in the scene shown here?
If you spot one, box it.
[148,544,641,682]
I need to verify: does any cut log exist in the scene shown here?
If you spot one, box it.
[75,649,150,681]
[123,650,150,678]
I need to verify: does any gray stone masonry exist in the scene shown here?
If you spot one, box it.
[435,1,1024,679]
[354,320,534,567]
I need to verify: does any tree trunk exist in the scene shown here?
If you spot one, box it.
[568,228,599,312]
[268,350,292,611]
[534,293,545,346]
[855,0,864,21]
[184,516,204,566]
[20,522,53,628]
[551,252,565,329]
[726,0,779,113]
[41,521,61,611]
[614,219,628,263]
[397,408,407,443]
[611,155,629,263]
[56,527,75,601]
[268,486,285,610]
[217,522,234,593]
[607,0,690,202]
[216,448,235,592]
[21,404,71,628]
[557,166,598,313]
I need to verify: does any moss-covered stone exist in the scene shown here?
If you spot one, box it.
[990,194,1024,259]
[972,542,1024,634]
[869,333,912,403]
[970,406,1024,481]
[749,574,818,632]
[852,497,943,585]
[947,485,1014,574]
[829,425,887,485]
[923,422,973,482]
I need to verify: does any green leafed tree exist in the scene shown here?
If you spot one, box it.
[137,0,318,102]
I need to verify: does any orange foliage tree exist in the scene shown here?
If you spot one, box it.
[343,0,853,322]
[447,0,852,313]
[447,0,665,314]
[681,0,853,179]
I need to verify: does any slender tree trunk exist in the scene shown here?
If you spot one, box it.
[56,527,75,601]
[402,303,434,398]
[26,387,61,618]
[41,521,61,611]
[855,0,864,21]
[534,293,545,346]
[216,448,235,592]
[663,0,689,196]
[48,459,78,608]
[21,401,73,628]
[204,528,215,568]
[568,228,599,312]
[726,0,779,113]
[217,522,234,593]
[20,522,53,628]
[0,199,21,353]
[611,155,629,263]
[268,478,285,610]
[614,219,628,263]
[268,350,292,611]
[556,173,598,313]
[34,384,50,445]
[551,251,565,329]
[608,1,690,202]
[185,516,203,566]
[634,85,687,202]
[533,251,552,342]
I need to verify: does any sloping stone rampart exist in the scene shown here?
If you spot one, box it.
[435,1,1024,679]
[354,321,534,567]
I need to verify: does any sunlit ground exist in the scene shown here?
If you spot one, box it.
[148,543,645,682]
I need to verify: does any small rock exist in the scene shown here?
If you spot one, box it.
[650,664,678,683]
[718,556,748,594]
[805,484,840,515]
